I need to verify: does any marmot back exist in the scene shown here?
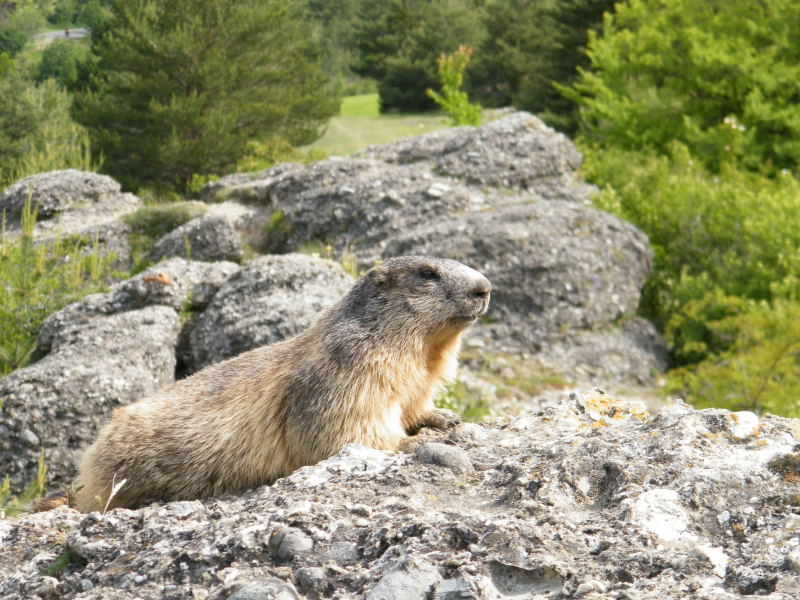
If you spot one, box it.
[72,256,491,511]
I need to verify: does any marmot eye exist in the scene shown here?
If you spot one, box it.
[419,268,438,280]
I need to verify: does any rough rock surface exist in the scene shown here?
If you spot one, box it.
[149,214,245,264]
[2,391,799,599]
[0,259,239,488]
[201,113,664,383]
[183,254,354,372]
[0,170,141,267]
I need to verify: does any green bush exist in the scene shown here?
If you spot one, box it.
[0,197,112,376]
[0,73,95,188]
[0,27,28,58]
[36,38,92,88]
[667,299,800,417]
[426,45,482,126]
[568,0,800,174]
[584,143,800,328]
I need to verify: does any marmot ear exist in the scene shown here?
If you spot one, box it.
[367,265,390,286]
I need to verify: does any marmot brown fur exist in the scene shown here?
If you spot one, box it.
[71,256,491,511]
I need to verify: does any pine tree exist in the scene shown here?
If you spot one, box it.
[354,0,484,112]
[74,0,338,191]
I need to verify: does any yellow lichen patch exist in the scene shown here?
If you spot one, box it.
[582,390,650,423]
[591,419,609,429]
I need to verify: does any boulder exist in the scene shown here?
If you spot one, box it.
[0,306,180,491]
[183,254,353,372]
[0,259,239,488]
[149,214,245,264]
[2,392,799,599]
[0,170,142,269]
[201,113,663,384]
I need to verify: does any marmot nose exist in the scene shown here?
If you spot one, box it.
[471,278,491,299]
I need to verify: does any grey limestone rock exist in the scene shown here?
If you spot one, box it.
[414,442,474,475]
[183,253,353,372]
[0,170,141,268]
[149,213,245,264]
[0,306,181,490]
[3,391,800,599]
[200,112,661,385]
[0,258,239,488]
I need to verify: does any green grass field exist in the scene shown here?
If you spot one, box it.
[306,94,450,156]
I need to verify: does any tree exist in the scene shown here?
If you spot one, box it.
[0,70,92,187]
[73,0,338,191]
[0,27,28,58]
[354,0,485,112]
[472,0,614,133]
[568,0,800,173]
[36,38,91,87]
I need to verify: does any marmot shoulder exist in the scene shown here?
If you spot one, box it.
[72,255,491,511]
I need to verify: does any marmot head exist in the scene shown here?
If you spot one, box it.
[356,256,491,336]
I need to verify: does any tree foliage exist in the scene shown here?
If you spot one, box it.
[354,0,484,112]
[0,71,93,187]
[73,0,338,191]
[568,0,800,173]
[426,45,481,126]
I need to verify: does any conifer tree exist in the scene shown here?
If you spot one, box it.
[74,0,337,191]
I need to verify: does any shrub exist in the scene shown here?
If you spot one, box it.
[0,196,112,376]
[426,45,482,126]
[0,74,95,188]
[667,299,800,417]
[584,143,800,328]
[568,0,800,174]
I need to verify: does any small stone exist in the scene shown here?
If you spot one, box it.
[229,578,300,600]
[295,567,329,594]
[325,541,359,565]
[269,527,314,560]
[727,411,760,440]
[35,576,59,597]
[20,429,40,446]
[786,550,800,573]
[414,443,474,475]
[367,558,442,600]
[79,578,94,591]
[574,580,607,598]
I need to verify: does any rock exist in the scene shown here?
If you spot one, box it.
[381,201,652,347]
[201,113,663,385]
[269,528,314,560]
[0,258,241,488]
[0,170,125,221]
[0,170,141,268]
[37,258,240,352]
[0,305,181,490]
[149,214,245,264]
[414,443,474,475]
[183,253,353,372]
[229,579,300,600]
[2,393,800,598]
[367,558,442,600]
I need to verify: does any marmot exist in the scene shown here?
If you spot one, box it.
[70,256,491,511]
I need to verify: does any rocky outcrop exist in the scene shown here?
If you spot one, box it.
[0,259,239,489]
[0,255,353,488]
[182,254,353,372]
[2,392,799,599]
[149,214,245,264]
[0,170,142,268]
[202,113,665,383]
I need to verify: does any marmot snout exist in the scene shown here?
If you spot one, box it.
[71,255,490,511]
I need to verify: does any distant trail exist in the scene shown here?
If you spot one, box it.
[33,28,89,46]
